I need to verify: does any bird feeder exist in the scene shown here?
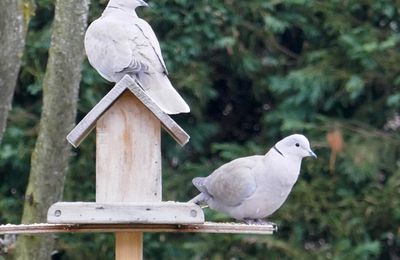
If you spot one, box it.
[32,75,277,260]
[47,75,204,258]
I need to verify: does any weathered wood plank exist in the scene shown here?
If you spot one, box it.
[66,80,127,147]
[126,78,190,146]
[66,75,189,148]
[0,222,277,235]
[95,91,162,203]
[47,202,205,224]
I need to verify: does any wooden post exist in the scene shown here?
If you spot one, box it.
[96,90,161,259]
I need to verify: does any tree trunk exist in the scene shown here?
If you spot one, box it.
[15,0,89,259]
[0,0,34,145]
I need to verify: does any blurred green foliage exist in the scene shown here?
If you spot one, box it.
[1,0,400,259]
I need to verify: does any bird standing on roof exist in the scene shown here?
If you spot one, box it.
[84,0,190,114]
[189,134,317,224]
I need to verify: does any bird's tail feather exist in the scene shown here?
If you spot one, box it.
[188,193,209,208]
[188,194,203,204]
[139,72,190,114]
[192,177,206,192]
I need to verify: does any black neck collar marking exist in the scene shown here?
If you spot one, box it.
[273,145,284,157]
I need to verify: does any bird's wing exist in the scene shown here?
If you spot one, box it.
[85,13,190,114]
[85,14,164,80]
[134,18,168,74]
[205,156,263,207]
[129,18,190,114]
[84,17,135,81]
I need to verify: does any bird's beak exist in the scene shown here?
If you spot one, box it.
[309,149,317,159]
[139,0,149,7]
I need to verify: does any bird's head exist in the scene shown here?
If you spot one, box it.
[107,0,148,10]
[274,134,317,159]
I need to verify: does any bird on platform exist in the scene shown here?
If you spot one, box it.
[189,134,317,224]
[84,0,190,114]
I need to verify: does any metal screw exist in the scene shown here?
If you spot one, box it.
[54,210,61,217]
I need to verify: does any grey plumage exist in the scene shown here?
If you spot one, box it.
[84,0,190,114]
[189,134,317,224]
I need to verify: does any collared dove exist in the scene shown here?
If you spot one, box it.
[84,0,190,114]
[189,134,317,224]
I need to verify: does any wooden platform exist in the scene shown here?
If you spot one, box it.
[0,222,277,235]
[47,202,204,224]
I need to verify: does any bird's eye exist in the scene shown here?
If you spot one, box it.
[295,143,300,147]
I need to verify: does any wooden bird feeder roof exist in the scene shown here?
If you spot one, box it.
[66,75,190,148]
